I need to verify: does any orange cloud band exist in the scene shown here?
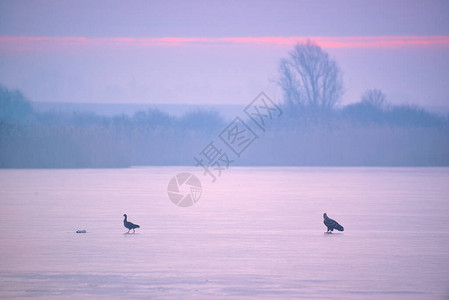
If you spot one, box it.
[1,35,449,51]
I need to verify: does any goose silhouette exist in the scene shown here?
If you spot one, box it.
[123,214,140,233]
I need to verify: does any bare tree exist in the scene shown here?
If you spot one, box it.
[278,40,343,111]
[0,85,34,122]
[361,89,387,108]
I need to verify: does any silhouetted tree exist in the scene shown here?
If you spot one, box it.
[1,84,448,168]
[132,109,173,128]
[179,110,225,133]
[278,40,343,112]
[361,89,387,108]
[387,104,444,127]
[0,85,34,122]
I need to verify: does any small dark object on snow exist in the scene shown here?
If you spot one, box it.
[123,214,140,233]
[323,213,344,233]
[76,230,86,233]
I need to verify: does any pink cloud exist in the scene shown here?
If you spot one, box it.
[1,36,448,53]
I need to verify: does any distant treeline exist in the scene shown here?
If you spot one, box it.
[1,85,448,167]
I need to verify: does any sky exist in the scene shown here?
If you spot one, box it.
[0,0,448,107]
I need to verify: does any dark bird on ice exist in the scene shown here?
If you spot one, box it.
[123,214,140,233]
[323,213,344,233]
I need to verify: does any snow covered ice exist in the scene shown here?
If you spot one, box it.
[0,167,448,299]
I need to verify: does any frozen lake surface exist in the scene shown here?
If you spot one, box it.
[0,167,448,299]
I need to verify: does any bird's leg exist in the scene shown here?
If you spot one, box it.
[127,229,130,233]
[133,229,135,233]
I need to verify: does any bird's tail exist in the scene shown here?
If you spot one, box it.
[136,225,140,228]
[335,224,344,231]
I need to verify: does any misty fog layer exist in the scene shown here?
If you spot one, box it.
[1,85,448,168]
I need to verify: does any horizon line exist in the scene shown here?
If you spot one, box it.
[1,35,449,49]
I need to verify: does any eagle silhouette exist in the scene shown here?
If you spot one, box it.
[323,213,344,233]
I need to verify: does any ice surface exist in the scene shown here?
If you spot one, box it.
[0,167,448,299]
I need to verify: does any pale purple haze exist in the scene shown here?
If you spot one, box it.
[1,1,449,299]
[1,167,449,299]
[0,0,449,107]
